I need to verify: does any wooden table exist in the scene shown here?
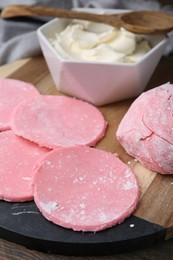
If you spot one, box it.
[0,54,173,259]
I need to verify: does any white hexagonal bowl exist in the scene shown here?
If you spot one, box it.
[37,9,167,106]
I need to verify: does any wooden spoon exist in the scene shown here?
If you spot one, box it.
[1,4,173,34]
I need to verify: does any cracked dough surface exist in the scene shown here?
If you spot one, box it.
[116,83,173,174]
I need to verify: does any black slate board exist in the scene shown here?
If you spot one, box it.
[0,200,166,256]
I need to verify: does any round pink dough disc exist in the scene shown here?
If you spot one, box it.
[0,130,49,202]
[33,146,140,232]
[11,95,107,149]
[0,78,39,131]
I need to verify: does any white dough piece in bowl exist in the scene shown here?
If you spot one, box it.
[116,82,173,175]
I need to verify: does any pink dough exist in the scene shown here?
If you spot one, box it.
[0,130,49,202]
[0,78,39,131]
[116,82,173,175]
[11,95,107,149]
[33,146,140,232]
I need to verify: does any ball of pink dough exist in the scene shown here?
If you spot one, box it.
[116,82,173,175]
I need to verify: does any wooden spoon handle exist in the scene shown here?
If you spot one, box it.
[1,5,123,28]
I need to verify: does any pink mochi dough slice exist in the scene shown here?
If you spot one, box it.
[10,95,107,149]
[116,82,173,175]
[0,130,49,202]
[33,146,140,232]
[0,78,39,131]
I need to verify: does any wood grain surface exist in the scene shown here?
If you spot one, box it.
[0,54,173,259]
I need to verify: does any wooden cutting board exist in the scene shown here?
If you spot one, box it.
[0,56,173,256]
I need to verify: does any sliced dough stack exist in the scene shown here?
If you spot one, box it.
[0,77,140,232]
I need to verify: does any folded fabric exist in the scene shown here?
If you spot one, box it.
[0,0,73,65]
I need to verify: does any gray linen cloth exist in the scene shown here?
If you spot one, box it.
[0,0,173,65]
[0,0,73,65]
